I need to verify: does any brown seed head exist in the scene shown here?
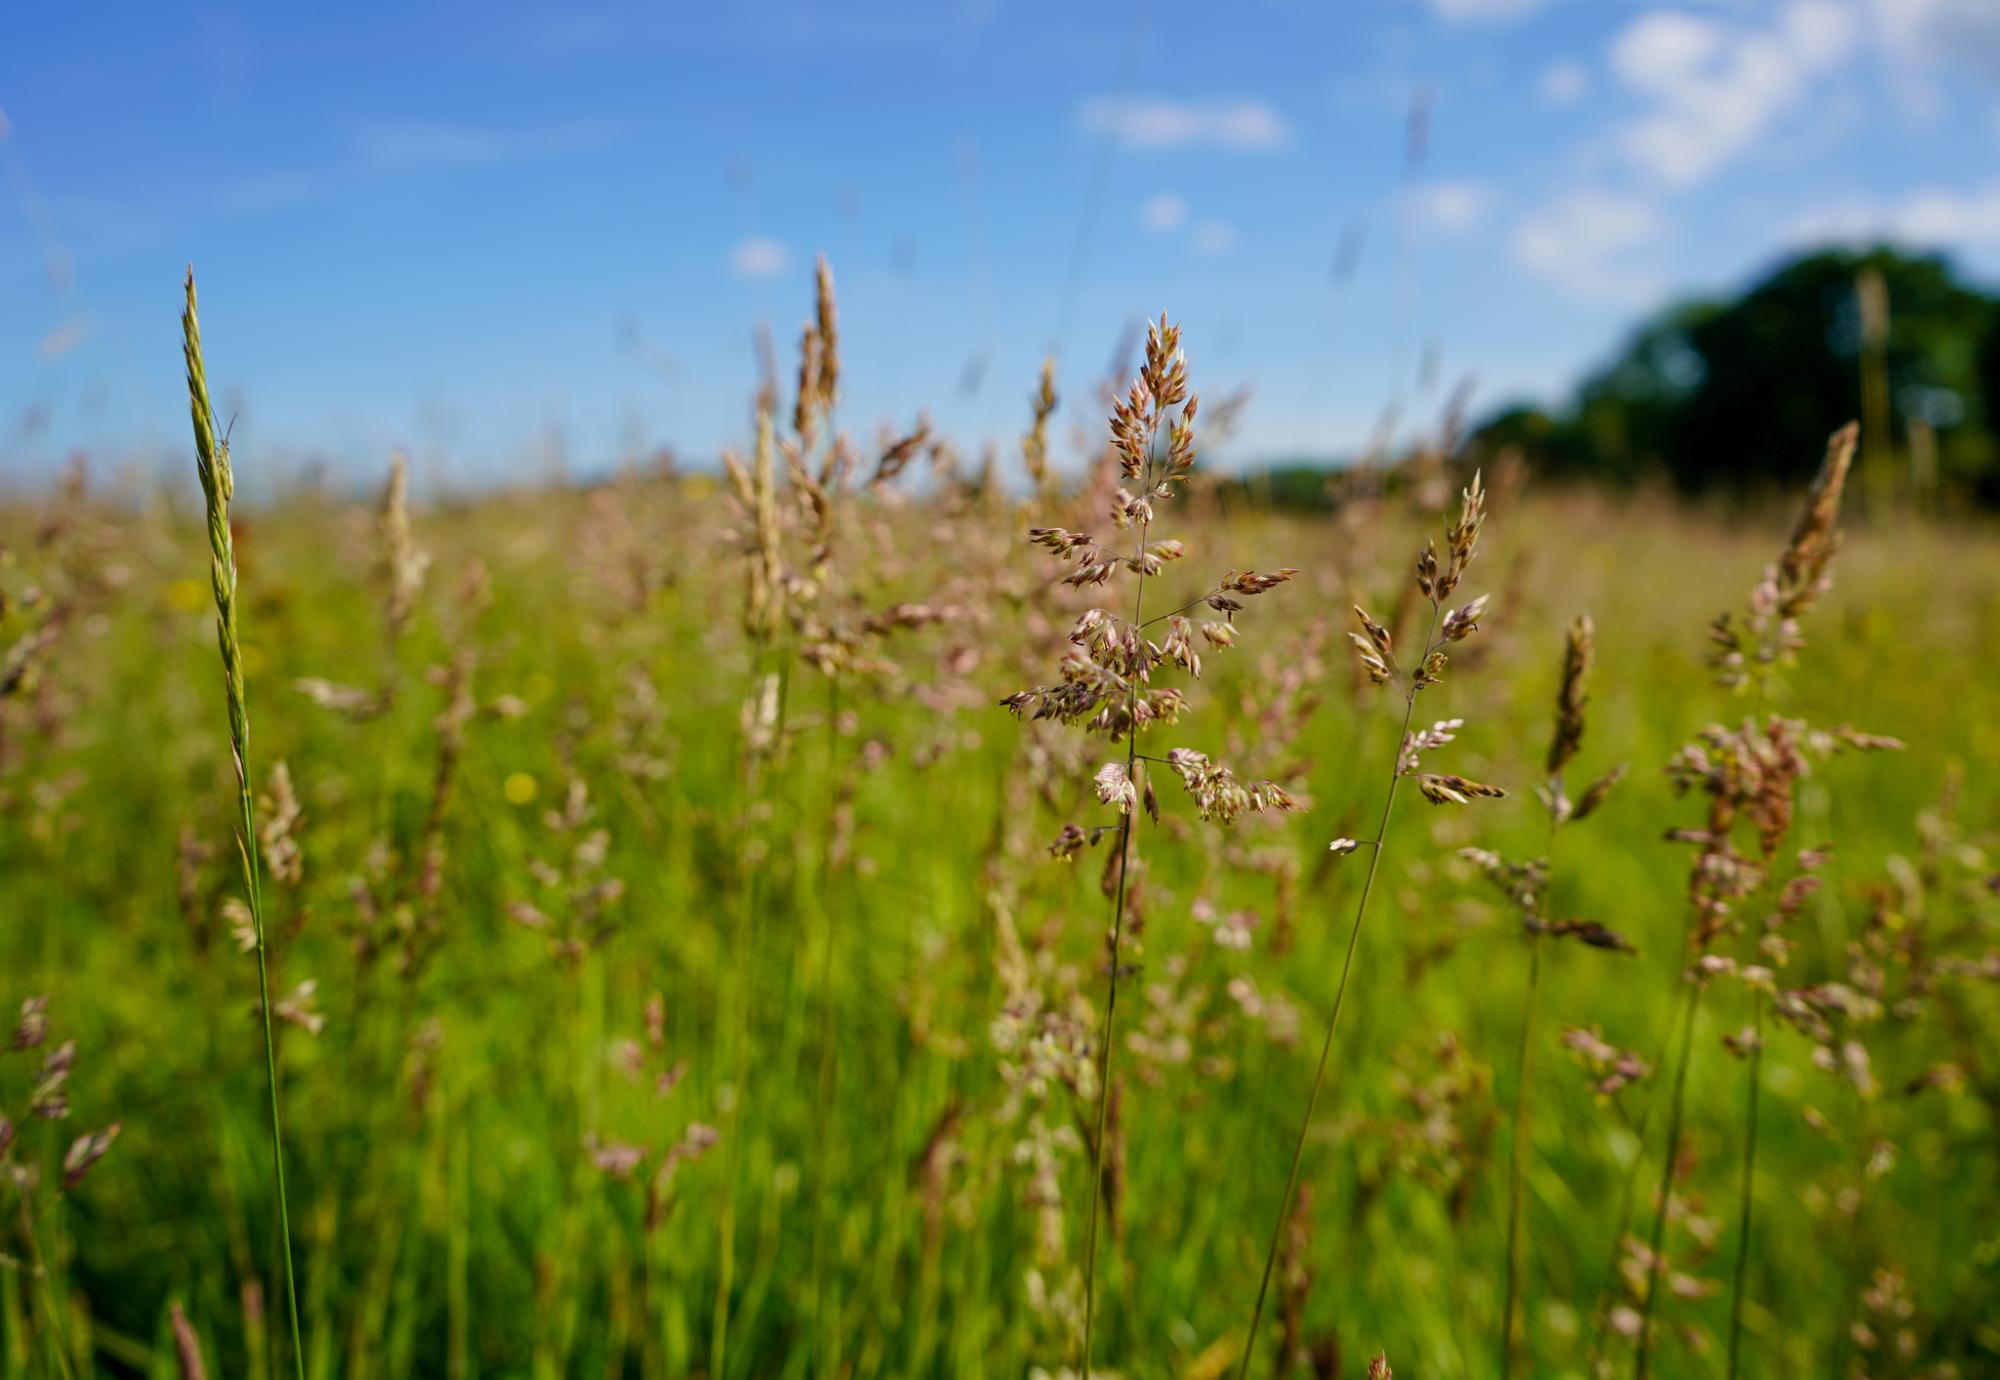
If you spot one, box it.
[814,254,840,410]
[793,323,823,445]
[1775,422,1856,619]
[1548,613,1594,779]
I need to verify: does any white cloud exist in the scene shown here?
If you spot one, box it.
[1512,190,1662,300]
[1790,182,2000,248]
[1193,220,1237,255]
[1430,0,1546,19]
[1539,60,1589,106]
[1413,180,1492,234]
[1078,98,1291,151]
[1609,0,1857,187]
[730,236,791,278]
[1141,193,1190,233]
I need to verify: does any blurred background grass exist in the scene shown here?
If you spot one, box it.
[2,468,1995,1378]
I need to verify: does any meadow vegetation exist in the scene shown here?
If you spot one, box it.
[0,266,1997,1379]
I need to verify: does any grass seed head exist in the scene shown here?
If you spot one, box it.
[1549,613,1594,779]
[1023,357,1058,494]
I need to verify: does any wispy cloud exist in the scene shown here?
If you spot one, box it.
[1609,0,1856,188]
[210,117,620,220]
[1512,190,1663,301]
[1192,219,1237,255]
[1141,193,1189,233]
[730,236,791,278]
[1412,180,1492,235]
[1790,182,2000,249]
[1538,60,1588,107]
[1078,98,1291,151]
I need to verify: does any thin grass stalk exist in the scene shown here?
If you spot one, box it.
[710,646,771,1380]
[810,676,844,1378]
[1636,426,1857,1376]
[1500,901,1546,1378]
[1830,1085,1871,1380]
[1632,977,1700,1380]
[18,1192,77,1380]
[1725,994,1766,1377]
[712,404,787,1380]
[1235,604,1439,1380]
[1078,412,1162,1379]
[182,268,307,1380]
[1507,604,1597,1380]
[1718,655,1790,1380]
[1582,949,1688,1374]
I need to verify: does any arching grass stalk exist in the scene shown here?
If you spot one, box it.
[1239,474,1502,1380]
[182,267,306,1380]
[1234,619,1429,1380]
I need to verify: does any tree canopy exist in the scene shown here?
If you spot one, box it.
[1474,247,2000,504]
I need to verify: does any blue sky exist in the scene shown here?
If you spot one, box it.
[4,0,1999,489]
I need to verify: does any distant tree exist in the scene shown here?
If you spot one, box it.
[1474,247,2000,499]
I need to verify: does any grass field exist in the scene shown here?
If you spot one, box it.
[2,317,1998,1380]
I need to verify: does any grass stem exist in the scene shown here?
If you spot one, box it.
[1725,994,1766,1379]
[182,267,307,1380]
[1236,605,1440,1380]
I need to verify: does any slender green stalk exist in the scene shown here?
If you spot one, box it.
[1726,994,1766,1378]
[712,405,788,1380]
[710,639,773,1380]
[18,1192,76,1380]
[1633,979,1701,1380]
[810,677,844,1378]
[1721,677,1778,1380]
[1078,442,1157,1379]
[1500,920,1545,1378]
[1581,952,1687,1375]
[1830,1086,1871,1380]
[1236,606,1440,1380]
[182,267,307,1380]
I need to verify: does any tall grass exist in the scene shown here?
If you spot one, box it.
[180,268,306,1380]
[1006,317,1300,1374]
[1494,613,1633,1377]
[1238,473,1501,1378]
